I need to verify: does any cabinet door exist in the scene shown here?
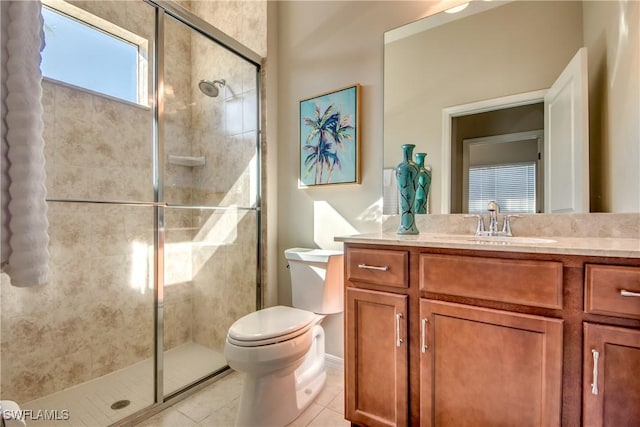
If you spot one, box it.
[583,323,640,427]
[345,287,408,427]
[419,300,563,427]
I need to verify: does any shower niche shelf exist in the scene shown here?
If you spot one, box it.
[168,155,206,167]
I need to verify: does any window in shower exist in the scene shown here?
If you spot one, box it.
[41,0,149,105]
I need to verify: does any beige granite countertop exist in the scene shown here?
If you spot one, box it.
[335,232,640,258]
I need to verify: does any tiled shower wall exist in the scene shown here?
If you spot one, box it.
[162,14,197,353]
[189,14,262,350]
[0,0,267,403]
[1,0,159,403]
[167,0,267,354]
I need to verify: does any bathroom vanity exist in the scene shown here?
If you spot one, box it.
[336,233,640,427]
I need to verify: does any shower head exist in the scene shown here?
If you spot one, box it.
[198,79,226,97]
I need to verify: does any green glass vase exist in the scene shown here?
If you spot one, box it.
[414,152,432,214]
[396,144,419,234]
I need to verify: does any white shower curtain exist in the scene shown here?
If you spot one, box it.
[1,1,10,268]
[2,0,49,287]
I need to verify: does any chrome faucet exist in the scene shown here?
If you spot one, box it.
[466,201,521,237]
[487,201,499,234]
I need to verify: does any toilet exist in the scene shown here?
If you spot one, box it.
[224,248,344,427]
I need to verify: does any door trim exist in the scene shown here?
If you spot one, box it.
[441,89,547,213]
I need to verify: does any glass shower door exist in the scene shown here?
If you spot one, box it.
[0,1,158,425]
[2,1,262,424]
[160,14,260,396]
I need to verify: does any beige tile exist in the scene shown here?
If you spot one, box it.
[174,373,243,423]
[132,362,344,427]
[195,398,239,427]
[307,408,349,427]
[135,408,197,427]
[286,402,323,427]
[314,370,344,407]
[325,369,344,388]
[326,392,344,415]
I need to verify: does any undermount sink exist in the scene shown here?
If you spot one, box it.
[469,236,558,245]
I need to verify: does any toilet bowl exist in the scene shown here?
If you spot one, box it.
[224,248,343,427]
[0,400,27,427]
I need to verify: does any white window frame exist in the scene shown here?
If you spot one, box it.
[42,0,149,106]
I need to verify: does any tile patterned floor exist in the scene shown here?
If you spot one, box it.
[21,343,227,427]
[134,367,348,427]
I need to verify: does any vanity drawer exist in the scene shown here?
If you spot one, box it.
[346,248,408,289]
[585,264,640,320]
[420,254,563,309]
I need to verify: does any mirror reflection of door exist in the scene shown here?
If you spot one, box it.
[544,47,589,213]
[449,47,589,215]
[450,103,544,213]
[462,131,543,214]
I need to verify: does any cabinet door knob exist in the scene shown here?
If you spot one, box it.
[421,318,429,352]
[357,263,389,272]
[591,349,600,395]
[396,313,403,347]
[620,289,640,298]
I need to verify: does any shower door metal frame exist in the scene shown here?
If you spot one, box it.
[147,0,264,409]
[38,1,264,425]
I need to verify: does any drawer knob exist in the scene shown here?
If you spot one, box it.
[620,289,640,298]
[357,263,389,272]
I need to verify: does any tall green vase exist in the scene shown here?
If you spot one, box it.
[414,152,432,214]
[396,144,419,234]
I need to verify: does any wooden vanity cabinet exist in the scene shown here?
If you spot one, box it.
[344,248,410,427]
[419,300,563,427]
[582,264,640,427]
[419,253,564,427]
[345,288,408,427]
[343,243,640,427]
[582,323,640,427]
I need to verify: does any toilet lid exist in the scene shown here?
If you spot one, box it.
[228,306,316,343]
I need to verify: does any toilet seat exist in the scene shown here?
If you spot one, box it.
[227,323,314,347]
[227,306,317,347]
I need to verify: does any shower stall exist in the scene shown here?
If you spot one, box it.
[0,0,262,425]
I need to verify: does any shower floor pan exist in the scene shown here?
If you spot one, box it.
[22,342,227,427]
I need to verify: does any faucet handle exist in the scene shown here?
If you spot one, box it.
[501,214,522,236]
[464,214,485,236]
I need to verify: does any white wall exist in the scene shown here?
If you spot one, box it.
[273,0,640,358]
[381,0,639,214]
[583,0,640,212]
[274,1,452,358]
[384,0,584,214]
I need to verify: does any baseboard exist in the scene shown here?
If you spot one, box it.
[325,354,344,371]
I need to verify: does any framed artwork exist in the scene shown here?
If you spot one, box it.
[299,84,360,187]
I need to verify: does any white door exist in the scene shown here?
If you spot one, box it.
[544,47,589,213]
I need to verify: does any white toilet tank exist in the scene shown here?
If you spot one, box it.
[285,248,344,314]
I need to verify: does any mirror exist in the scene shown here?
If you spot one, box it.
[383,0,639,214]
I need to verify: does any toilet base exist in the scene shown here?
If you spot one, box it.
[234,325,326,427]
